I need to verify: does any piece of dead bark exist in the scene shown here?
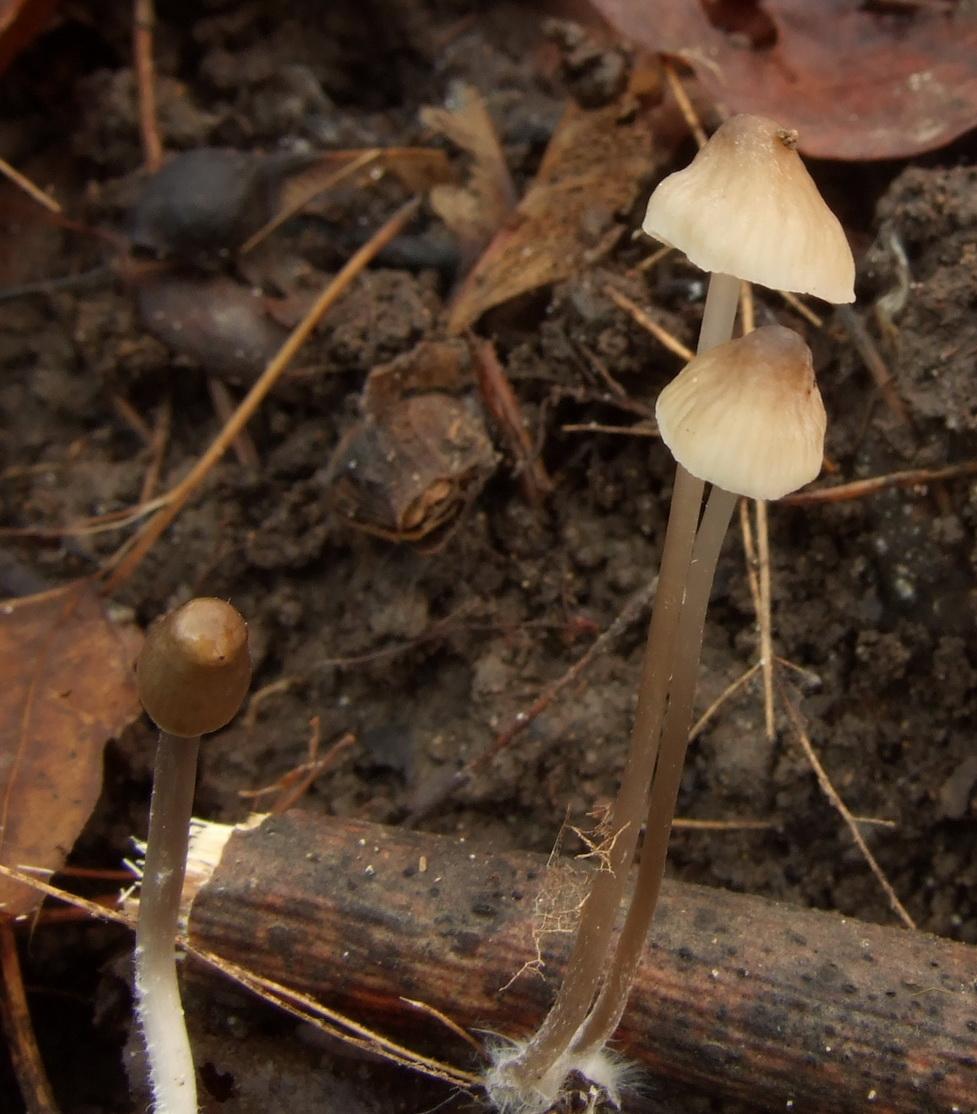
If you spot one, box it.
[323,392,496,546]
[180,811,977,1113]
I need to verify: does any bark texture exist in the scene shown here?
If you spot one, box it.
[187,812,977,1112]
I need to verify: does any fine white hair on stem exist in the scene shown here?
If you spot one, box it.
[483,1035,638,1114]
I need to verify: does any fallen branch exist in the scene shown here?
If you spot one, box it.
[182,811,977,1113]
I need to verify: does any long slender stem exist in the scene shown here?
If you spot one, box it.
[505,272,740,1093]
[696,273,741,354]
[135,732,200,1114]
[572,486,738,1054]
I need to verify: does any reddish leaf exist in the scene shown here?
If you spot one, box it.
[0,0,58,77]
[591,0,977,159]
[0,581,142,917]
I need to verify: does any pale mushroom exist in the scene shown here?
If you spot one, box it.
[643,113,855,305]
[656,324,826,501]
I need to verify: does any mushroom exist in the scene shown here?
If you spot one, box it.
[655,324,826,501]
[642,113,855,305]
[572,326,826,1059]
[491,116,852,1114]
[135,598,251,1114]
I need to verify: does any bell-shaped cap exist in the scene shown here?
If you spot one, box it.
[137,598,252,737]
[643,115,855,303]
[656,325,826,500]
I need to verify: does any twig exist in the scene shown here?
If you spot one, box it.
[0,156,61,214]
[406,582,655,823]
[400,997,484,1056]
[261,728,355,815]
[782,460,977,506]
[139,396,172,503]
[738,497,762,618]
[672,816,772,831]
[185,812,977,1110]
[779,289,823,328]
[205,377,259,471]
[561,421,657,437]
[739,280,755,334]
[755,500,776,742]
[240,149,381,254]
[634,244,673,273]
[111,393,154,445]
[0,494,171,539]
[836,305,913,429]
[133,0,164,173]
[0,919,60,1114]
[606,286,693,361]
[688,660,762,743]
[732,268,778,751]
[0,864,475,1090]
[100,197,420,594]
[241,677,300,730]
[778,680,916,930]
[662,59,707,148]
[470,335,552,508]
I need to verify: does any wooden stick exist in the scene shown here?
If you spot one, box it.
[755,498,776,741]
[783,460,977,506]
[0,156,61,214]
[133,0,164,173]
[184,812,977,1113]
[0,919,60,1114]
[778,684,915,930]
[662,60,707,149]
[606,286,693,361]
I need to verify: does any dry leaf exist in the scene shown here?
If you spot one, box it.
[447,98,654,333]
[421,85,517,269]
[0,0,58,76]
[590,0,977,160]
[0,580,142,917]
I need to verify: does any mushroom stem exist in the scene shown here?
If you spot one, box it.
[500,271,740,1096]
[571,485,739,1057]
[697,271,741,354]
[135,731,201,1114]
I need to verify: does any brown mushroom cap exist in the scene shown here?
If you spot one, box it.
[642,114,855,304]
[655,325,826,500]
[137,598,252,737]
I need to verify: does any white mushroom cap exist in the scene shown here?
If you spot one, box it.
[656,325,826,500]
[643,115,855,304]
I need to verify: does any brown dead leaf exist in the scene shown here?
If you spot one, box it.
[0,581,142,917]
[0,0,57,76]
[591,0,977,159]
[447,98,654,333]
[421,85,517,270]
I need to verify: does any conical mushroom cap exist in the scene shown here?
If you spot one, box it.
[656,325,826,500]
[137,598,252,737]
[643,115,855,303]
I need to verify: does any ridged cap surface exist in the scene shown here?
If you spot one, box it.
[656,325,826,500]
[643,114,855,303]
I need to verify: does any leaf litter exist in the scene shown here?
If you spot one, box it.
[0,580,142,917]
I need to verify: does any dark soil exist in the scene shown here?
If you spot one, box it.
[1,2,976,1112]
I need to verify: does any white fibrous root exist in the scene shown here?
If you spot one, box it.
[483,1036,638,1114]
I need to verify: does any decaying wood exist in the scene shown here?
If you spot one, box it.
[186,812,977,1113]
